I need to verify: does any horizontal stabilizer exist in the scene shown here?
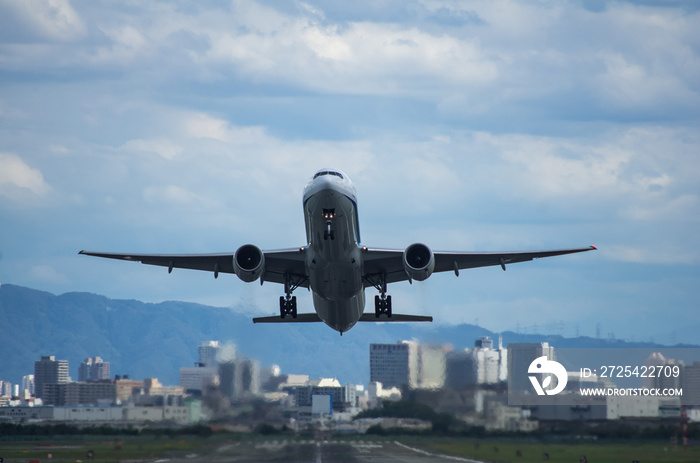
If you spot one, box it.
[359,313,433,322]
[252,313,433,323]
[253,313,322,323]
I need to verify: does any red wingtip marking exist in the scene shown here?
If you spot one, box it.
[591,245,597,250]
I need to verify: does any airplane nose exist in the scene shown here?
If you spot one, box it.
[316,175,337,188]
[313,176,346,196]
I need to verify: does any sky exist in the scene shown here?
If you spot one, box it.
[0,0,698,345]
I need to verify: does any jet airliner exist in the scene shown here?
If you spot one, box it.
[80,168,595,334]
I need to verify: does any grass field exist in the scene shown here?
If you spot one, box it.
[0,435,698,463]
[425,439,699,463]
[0,436,208,463]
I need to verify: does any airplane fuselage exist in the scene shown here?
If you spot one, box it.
[303,170,365,333]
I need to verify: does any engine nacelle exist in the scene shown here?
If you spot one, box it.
[402,243,435,281]
[233,244,265,282]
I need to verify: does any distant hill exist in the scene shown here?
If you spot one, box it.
[0,284,691,387]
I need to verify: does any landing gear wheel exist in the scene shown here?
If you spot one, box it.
[278,273,306,320]
[279,295,298,319]
[374,294,392,318]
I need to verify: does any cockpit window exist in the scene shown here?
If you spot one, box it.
[313,171,344,180]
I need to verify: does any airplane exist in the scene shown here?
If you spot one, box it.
[80,168,595,335]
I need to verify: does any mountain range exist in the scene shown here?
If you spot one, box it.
[0,284,693,387]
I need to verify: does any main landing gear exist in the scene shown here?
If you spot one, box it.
[366,273,392,318]
[375,294,392,318]
[279,274,307,319]
[280,295,297,319]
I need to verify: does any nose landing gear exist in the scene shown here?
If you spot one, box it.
[323,209,335,240]
[324,222,335,240]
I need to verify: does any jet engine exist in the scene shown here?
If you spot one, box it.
[402,243,435,281]
[233,244,265,282]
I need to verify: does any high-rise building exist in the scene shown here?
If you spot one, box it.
[22,375,35,396]
[446,337,508,389]
[681,361,700,406]
[78,357,111,382]
[180,367,218,394]
[218,357,260,401]
[507,342,555,394]
[369,341,447,390]
[179,341,224,395]
[198,341,222,367]
[417,344,447,389]
[237,358,260,399]
[0,380,12,397]
[370,341,419,389]
[474,336,494,349]
[34,355,69,399]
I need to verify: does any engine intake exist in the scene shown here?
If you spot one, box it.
[233,244,265,282]
[402,243,435,281]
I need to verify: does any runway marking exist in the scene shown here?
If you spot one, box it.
[394,441,485,462]
[255,440,288,450]
[216,443,239,453]
[350,440,384,454]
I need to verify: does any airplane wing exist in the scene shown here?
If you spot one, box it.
[79,248,308,287]
[362,246,596,286]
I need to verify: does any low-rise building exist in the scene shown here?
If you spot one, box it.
[607,395,681,420]
[485,400,538,432]
[0,402,201,425]
[43,381,117,406]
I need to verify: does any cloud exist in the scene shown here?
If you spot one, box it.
[0,153,51,204]
[491,133,633,197]
[142,185,211,208]
[0,0,698,343]
[0,100,27,120]
[202,12,498,95]
[91,24,152,65]
[122,138,183,160]
[181,113,267,143]
[0,0,85,42]
[465,126,698,208]
[624,194,700,223]
[604,244,698,265]
[595,52,700,111]
[1,0,697,124]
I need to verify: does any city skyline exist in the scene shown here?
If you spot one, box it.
[0,0,699,346]
[6,335,698,398]
[4,337,699,428]
[1,282,697,392]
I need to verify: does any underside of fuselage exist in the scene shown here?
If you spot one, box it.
[303,176,364,333]
[313,291,365,333]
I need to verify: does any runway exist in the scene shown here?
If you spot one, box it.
[164,439,484,463]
